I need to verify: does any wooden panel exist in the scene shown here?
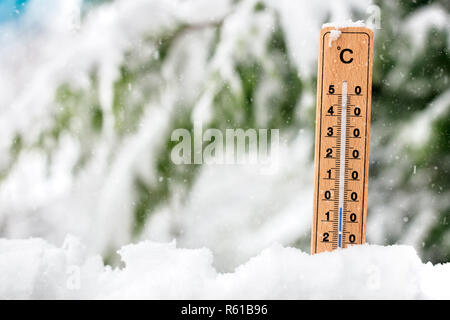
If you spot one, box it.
[311,27,374,254]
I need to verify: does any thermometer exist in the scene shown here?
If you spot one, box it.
[311,26,374,254]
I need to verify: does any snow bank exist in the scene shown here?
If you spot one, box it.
[0,236,448,299]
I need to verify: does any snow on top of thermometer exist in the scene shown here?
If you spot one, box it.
[323,20,367,47]
[322,19,367,29]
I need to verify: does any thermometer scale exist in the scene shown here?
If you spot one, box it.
[311,27,374,254]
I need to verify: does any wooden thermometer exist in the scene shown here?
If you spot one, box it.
[311,27,373,254]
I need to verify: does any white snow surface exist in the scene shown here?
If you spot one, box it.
[0,236,448,299]
[322,20,367,29]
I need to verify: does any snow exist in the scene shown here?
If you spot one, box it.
[0,236,448,299]
[328,29,342,47]
[322,19,367,29]
[398,90,450,148]
[402,4,450,51]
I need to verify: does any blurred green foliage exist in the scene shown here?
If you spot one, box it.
[371,0,449,263]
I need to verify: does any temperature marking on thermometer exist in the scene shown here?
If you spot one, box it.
[311,27,374,254]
